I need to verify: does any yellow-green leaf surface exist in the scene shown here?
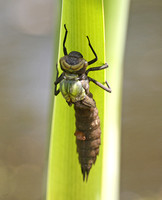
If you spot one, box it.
[47,0,106,200]
[46,0,130,199]
[102,0,130,200]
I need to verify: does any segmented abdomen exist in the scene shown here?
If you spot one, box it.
[74,97,101,181]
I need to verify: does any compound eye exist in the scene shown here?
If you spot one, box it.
[84,61,88,68]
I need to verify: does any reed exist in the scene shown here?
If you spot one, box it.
[47,0,130,199]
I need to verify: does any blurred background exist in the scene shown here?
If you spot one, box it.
[0,0,161,200]
[120,0,162,199]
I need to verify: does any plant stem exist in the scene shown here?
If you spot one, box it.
[47,0,106,200]
[101,0,130,200]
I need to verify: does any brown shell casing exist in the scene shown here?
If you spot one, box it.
[74,98,101,181]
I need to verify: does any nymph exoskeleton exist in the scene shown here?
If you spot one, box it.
[54,24,111,181]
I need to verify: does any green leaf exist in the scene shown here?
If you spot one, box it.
[101,0,130,199]
[46,0,130,199]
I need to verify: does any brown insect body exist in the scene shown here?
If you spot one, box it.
[54,25,111,181]
[74,93,101,181]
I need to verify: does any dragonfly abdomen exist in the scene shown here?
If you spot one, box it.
[74,99,101,181]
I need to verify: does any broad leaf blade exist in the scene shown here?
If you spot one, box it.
[101,0,130,200]
[47,0,106,200]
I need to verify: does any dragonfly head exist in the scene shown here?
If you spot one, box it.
[60,51,88,74]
